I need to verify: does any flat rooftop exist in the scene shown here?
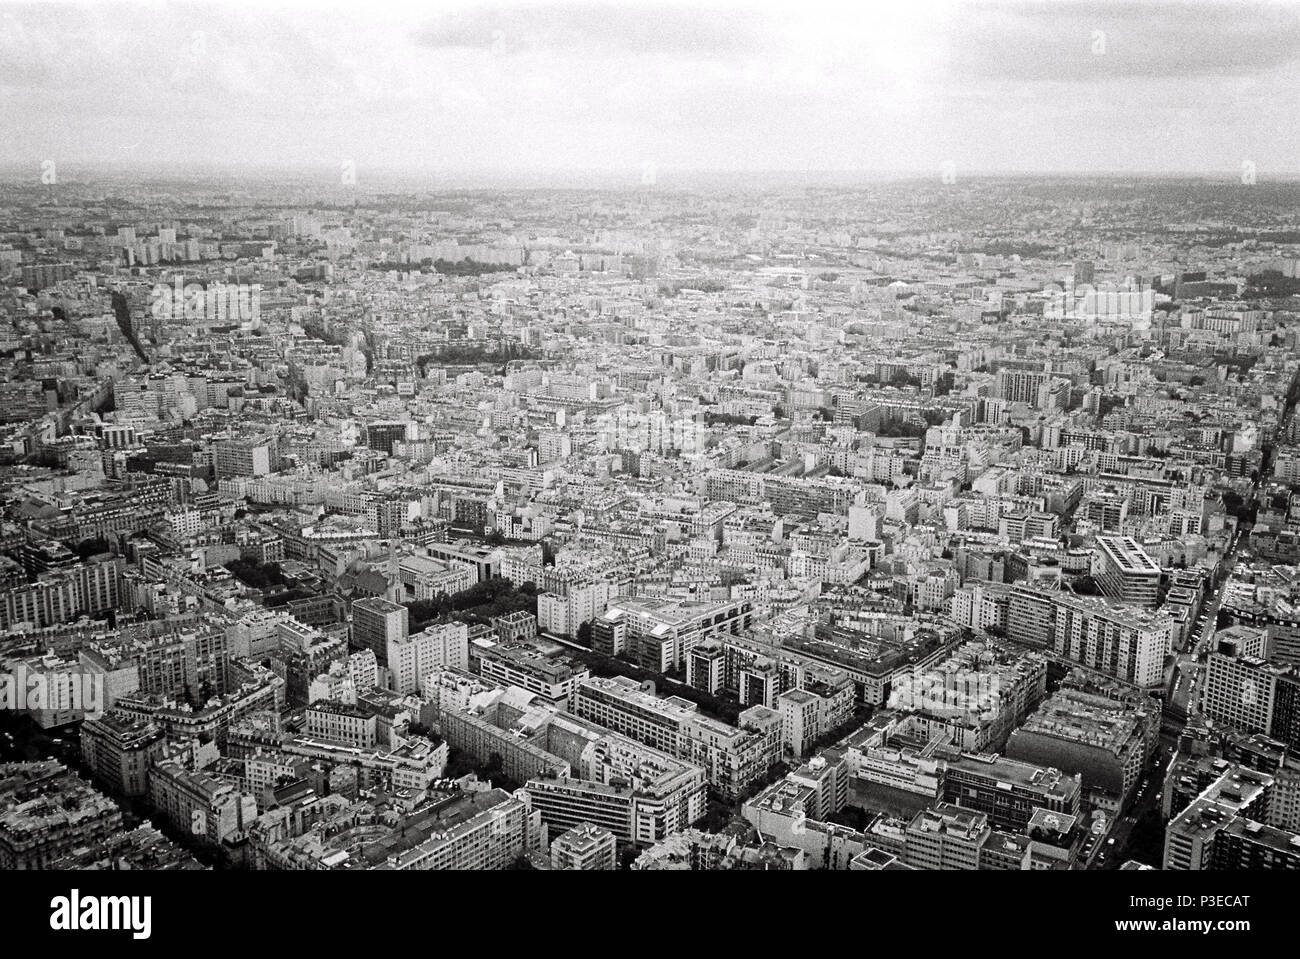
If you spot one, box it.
[1096,535,1162,574]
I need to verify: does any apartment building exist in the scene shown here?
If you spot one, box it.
[1006,687,1155,812]
[941,752,1083,832]
[572,675,782,801]
[1202,634,1300,749]
[352,597,408,667]
[148,757,259,849]
[305,702,378,748]
[591,596,753,672]
[79,713,167,797]
[395,553,474,602]
[388,622,469,695]
[1164,765,1275,869]
[1007,584,1172,688]
[382,790,542,871]
[550,822,618,870]
[475,642,590,707]
[1094,535,1162,607]
[887,641,1048,752]
[903,802,991,870]
[0,761,124,869]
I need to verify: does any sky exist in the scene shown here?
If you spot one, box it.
[2,0,1299,180]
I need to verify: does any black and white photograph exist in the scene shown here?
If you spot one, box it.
[0,0,1292,942]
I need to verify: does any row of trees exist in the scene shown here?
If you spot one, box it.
[703,410,758,426]
[443,747,520,791]
[658,278,727,296]
[873,410,946,438]
[224,558,286,590]
[406,576,537,632]
[857,368,925,390]
[415,338,537,372]
[429,258,518,276]
[560,639,743,725]
[368,257,517,277]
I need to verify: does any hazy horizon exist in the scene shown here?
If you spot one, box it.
[8,164,1300,193]
[4,0,1300,180]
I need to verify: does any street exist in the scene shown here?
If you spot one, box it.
[1100,527,1251,867]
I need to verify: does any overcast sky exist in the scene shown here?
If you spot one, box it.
[2,0,1298,179]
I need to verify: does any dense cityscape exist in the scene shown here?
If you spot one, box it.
[0,13,1296,937]
[1,168,1299,881]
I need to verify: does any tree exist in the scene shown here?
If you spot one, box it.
[407,576,538,631]
[875,418,927,439]
[1097,394,1126,418]
[443,747,477,779]
[225,558,286,590]
[430,257,516,277]
[1071,574,1101,596]
[618,846,640,870]
[1222,491,1256,523]
[476,751,519,791]
[74,536,112,559]
[703,410,758,427]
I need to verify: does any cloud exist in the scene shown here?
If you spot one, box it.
[943,0,1300,83]
[411,1,776,59]
[1,0,1299,174]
